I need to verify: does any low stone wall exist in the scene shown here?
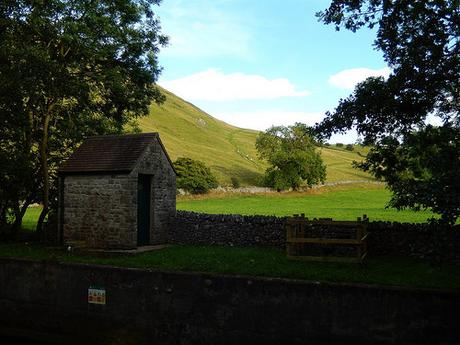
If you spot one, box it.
[171,211,287,247]
[367,221,460,261]
[172,211,460,261]
[1,258,459,345]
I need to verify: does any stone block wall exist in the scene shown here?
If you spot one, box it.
[63,174,138,249]
[1,258,459,345]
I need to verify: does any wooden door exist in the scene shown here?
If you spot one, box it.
[137,174,151,246]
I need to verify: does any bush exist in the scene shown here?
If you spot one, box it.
[336,143,344,147]
[346,144,354,151]
[173,157,218,194]
[231,177,240,188]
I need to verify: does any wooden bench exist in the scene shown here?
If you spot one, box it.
[286,214,368,263]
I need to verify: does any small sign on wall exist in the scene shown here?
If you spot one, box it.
[88,286,106,305]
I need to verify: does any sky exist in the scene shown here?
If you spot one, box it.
[154,0,390,143]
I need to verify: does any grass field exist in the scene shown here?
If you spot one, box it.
[22,207,42,231]
[0,244,458,289]
[21,184,436,230]
[177,184,436,223]
[136,87,373,185]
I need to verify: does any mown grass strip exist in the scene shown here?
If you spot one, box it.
[1,244,459,290]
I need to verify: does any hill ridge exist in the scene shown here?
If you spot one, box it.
[136,86,372,186]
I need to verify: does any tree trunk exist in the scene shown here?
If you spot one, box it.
[12,202,22,239]
[11,196,34,239]
[36,108,52,238]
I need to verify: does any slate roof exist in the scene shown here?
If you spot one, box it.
[59,133,173,174]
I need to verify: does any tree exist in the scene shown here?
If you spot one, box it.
[174,158,219,194]
[256,123,326,191]
[0,0,167,236]
[316,0,459,224]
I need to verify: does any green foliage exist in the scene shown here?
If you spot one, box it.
[356,126,459,225]
[317,0,460,224]
[174,158,218,194]
[0,0,167,235]
[345,144,354,151]
[231,177,241,189]
[256,123,326,190]
[335,143,344,147]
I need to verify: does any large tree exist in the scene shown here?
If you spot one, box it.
[256,123,326,191]
[316,0,459,224]
[0,0,167,236]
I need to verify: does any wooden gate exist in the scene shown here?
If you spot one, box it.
[286,214,368,263]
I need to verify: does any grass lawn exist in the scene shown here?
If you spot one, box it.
[22,207,42,231]
[0,243,459,290]
[178,184,436,223]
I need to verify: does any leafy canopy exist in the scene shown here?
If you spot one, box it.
[0,0,167,235]
[256,123,326,191]
[316,0,460,224]
[174,158,218,194]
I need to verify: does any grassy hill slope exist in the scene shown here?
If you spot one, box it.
[137,87,372,185]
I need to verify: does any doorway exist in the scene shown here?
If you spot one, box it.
[137,174,151,246]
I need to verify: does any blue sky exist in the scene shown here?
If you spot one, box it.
[155,0,390,143]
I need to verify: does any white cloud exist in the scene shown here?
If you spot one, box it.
[328,67,391,90]
[426,113,443,127]
[158,0,252,59]
[213,110,324,131]
[159,69,310,101]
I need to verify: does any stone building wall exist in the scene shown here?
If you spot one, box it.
[133,137,176,244]
[63,174,137,249]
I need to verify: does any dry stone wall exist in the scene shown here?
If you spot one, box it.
[171,211,287,247]
[172,211,460,261]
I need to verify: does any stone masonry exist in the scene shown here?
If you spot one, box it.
[60,134,176,249]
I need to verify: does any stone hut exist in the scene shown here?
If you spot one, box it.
[58,133,176,249]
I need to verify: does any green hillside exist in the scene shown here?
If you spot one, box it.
[136,87,372,186]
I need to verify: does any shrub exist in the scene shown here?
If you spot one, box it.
[336,143,344,147]
[231,177,240,188]
[173,157,218,194]
[346,144,354,151]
